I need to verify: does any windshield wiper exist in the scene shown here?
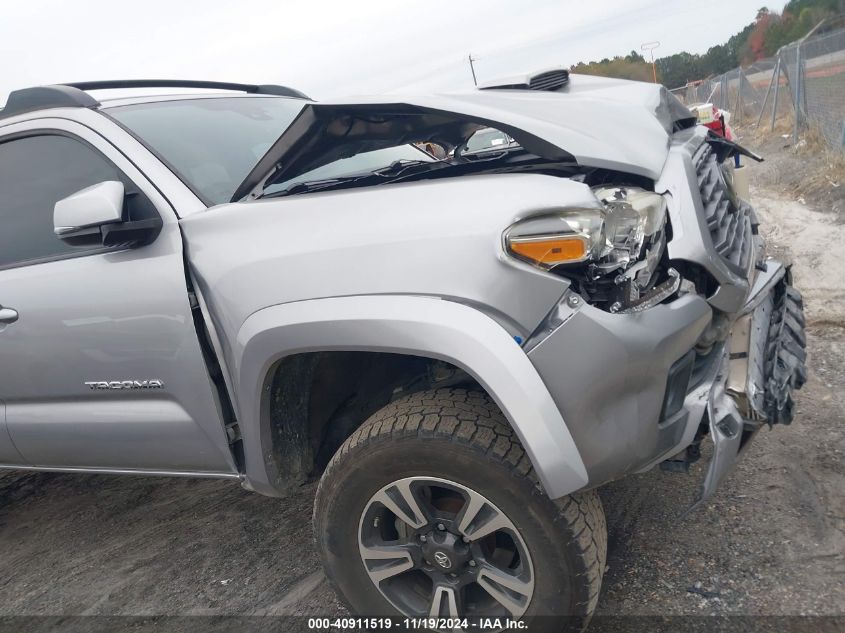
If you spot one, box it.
[277,178,348,196]
[273,162,449,197]
[273,161,444,197]
[371,159,442,177]
[269,152,523,199]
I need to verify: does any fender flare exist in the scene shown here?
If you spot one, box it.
[233,295,588,498]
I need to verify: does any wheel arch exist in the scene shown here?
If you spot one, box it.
[232,295,588,499]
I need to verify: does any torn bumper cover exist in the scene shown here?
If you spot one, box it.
[694,260,807,507]
[527,292,714,488]
[524,257,804,504]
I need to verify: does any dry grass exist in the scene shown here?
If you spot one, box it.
[738,119,845,217]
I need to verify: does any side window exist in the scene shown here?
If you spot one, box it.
[0,134,157,269]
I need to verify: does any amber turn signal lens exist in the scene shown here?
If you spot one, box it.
[508,235,589,267]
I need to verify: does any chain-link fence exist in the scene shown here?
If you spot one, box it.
[679,24,845,151]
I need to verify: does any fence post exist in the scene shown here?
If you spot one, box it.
[771,56,781,132]
[756,59,778,128]
[793,45,802,144]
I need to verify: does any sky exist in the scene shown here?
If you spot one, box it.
[1,0,788,105]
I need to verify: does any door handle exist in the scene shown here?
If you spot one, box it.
[0,306,19,324]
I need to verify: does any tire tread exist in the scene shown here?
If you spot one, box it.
[317,388,606,619]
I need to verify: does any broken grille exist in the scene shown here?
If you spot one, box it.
[693,142,752,271]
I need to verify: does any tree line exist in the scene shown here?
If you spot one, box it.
[570,0,844,89]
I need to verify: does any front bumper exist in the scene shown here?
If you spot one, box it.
[526,260,806,499]
[527,292,713,487]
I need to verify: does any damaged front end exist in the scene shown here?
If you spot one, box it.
[688,263,807,508]
[221,72,806,508]
[521,128,807,509]
[505,184,682,317]
[676,262,806,510]
[651,133,808,509]
[727,263,808,425]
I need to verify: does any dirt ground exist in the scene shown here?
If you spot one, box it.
[0,144,843,631]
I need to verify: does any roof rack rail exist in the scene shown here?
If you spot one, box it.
[1,80,309,121]
[66,80,310,99]
[1,84,100,120]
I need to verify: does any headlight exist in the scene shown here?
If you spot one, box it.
[505,186,667,272]
[505,209,604,268]
[592,186,668,290]
[505,186,673,312]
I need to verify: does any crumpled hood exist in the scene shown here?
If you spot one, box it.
[233,73,695,201]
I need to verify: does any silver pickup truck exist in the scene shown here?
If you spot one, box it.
[0,72,806,630]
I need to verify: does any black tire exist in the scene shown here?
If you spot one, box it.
[314,388,606,632]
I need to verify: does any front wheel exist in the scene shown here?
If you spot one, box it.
[313,389,606,631]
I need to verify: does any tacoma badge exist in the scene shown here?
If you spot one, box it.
[85,380,164,390]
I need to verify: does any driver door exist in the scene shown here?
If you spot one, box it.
[0,118,235,474]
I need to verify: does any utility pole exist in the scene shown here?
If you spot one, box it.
[468,54,478,87]
[641,41,660,83]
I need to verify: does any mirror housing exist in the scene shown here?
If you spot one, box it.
[53,181,162,248]
[54,181,124,238]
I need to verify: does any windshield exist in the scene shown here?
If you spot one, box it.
[107,96,305,205]
[265,144,436,195]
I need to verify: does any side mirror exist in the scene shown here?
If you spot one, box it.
[54,181,125,237]
[54,181,162,248]
[54,181,125,246]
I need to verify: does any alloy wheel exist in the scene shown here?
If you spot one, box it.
[357,476,535,622]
